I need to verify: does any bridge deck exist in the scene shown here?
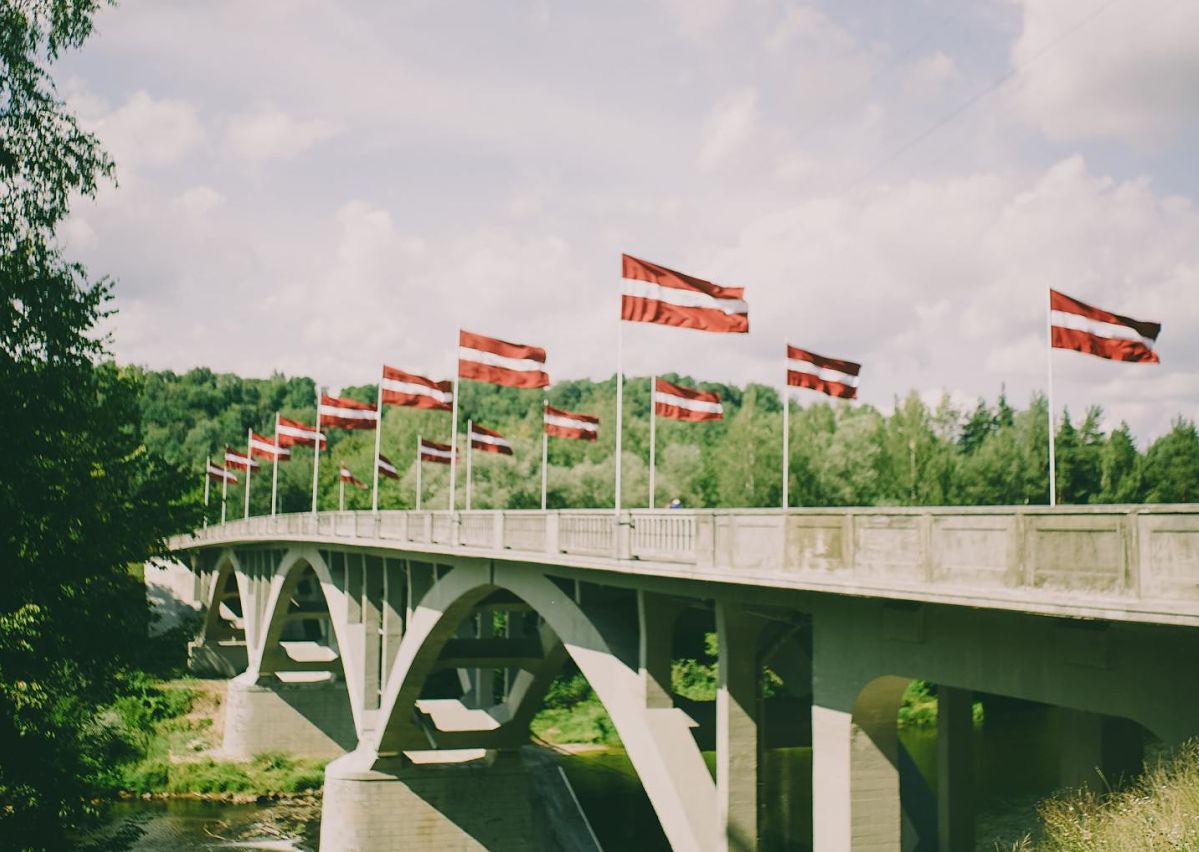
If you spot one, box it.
[173,506,1199,627]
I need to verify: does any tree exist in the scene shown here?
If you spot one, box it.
[1143,420,1199,504]
[1,3,196,845]
[1098,423,1141,504]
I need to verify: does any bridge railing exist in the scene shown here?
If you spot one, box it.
[179,505,1199,611]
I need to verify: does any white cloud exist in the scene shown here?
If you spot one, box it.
[696,88,758,171]
[223,109,340,162]
[1011,0,1199,143]
[659,0,734,40]
[172,185,225,216]
[907,50,961,91]
[765,4,856,54]
[89,90,203,169]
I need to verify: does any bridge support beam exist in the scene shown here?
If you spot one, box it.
[222,675,356,760]
[717,602,762,851]
[1056,707,1144,791]
[937,687,974,852]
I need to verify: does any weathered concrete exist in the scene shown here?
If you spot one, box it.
[222,676,356,760]
[937,687,973,852]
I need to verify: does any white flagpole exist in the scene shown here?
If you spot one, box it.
[466,419,473,511]
[244,428,253,519]
[371,369,384,513]
[221,465,229,525]
[648,374,656,509]
[540,397,548,511]
[339,475,345,512]
[1047,291,1057,507]
[311,386,323,514]
[615,319,624,514]
[203,456,210,528]
[271,412,280,516]
[449,370,461,512]
[416,434,422,511]
[782,366,790,510]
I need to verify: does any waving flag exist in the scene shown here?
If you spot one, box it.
[1050,289,1161,364]
[377,453,399,480]
[381,366,453,410]
[320,393,379,430]
[249,431,290,461]
[621,254,749,333]
[458,330,549,388]
[224,447,259,471]
[339,466,367,489]
[206,461,238,484]
[786,346,862,399]
[544,405,599,441]
[419,438,454,464]
[277,417,326,449]
[654,378,723,422]
[469,423,514,456]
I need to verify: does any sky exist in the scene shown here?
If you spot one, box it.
[56,0,1199,440]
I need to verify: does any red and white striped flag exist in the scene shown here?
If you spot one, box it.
[1050,289,1161,364]
[544,405,599,441]
[339,466,368,489]
[458,330,549,389]
[320,393,379,430]
[224,447,260,471]
[276,417,326,449]
[377,453,399,480]
[621,254,749,334]
[206,460,238,484]
[654,378,723,422]
[419,438,454,464]
[381,366,453,410]
[470,423,514,456]
[786,346,862,400]
[249,431,291,461]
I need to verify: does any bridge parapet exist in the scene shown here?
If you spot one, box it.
[175,505,1199,627]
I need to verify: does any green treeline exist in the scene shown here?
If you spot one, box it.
[139,366,1199,518]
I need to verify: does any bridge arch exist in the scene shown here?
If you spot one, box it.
[371,560,720,852]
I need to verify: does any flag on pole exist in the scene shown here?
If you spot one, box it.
[277,417,326,449]
[224,447,260,471]
[381,366,453,410]
[544,405,599,441]
[458,330,549,388]
[654,378,723,422]
[249,431,291,461]
[339,466,368,489]
[419,438,454,464]
[469,423,514,455]
[320,393,379,429]
[377,453,400,480]
[786,346,862,399]
[621,254,749,333]
[1050,289,1161,363]
[206,460,238,483]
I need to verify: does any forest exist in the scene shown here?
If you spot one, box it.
[135,365,1199,520]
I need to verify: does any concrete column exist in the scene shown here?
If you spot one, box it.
[936,687,973,852]
[1057,708,1144,791]
[716,602,761,852]
[362,555,384,711]
[476,609,496,708]
[638,591,686,708]
[407,561,435,623]
[381,558,405,695]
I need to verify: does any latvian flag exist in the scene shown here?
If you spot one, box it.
[470,423,514,456]
[419,438,454,465]
[621,254,748,334]
[1050,289,1161,364]
[206,460,238,484]
[786,346,861,400]
[320,393,379,430]
[458,330,549,389]
[381,366,453,410]
[544,405,599,441]
[339,466,368,489]
[224,447,259,471]
[277,417,326,449]
[249,431,291,461]
[377,453,399,480]
[654,378,723,422]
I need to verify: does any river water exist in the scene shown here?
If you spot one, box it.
[83,706,1065,851]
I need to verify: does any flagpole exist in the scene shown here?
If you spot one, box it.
[416,434,422,511]
[615,319,624,514]
[648,374,656,509]
[271,412,280,516]
[339,475,345,512]
[203,456,210,528]
[540,398,548,511]
[311,386,323,515]
[466,418,473,511]
[371,368,384,513]
[1047,291,1057,507]
[782,356,790,509]
[449,371,461,512]
[221,464,229,525]
[244,428,253,519]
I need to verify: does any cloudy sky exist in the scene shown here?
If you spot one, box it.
[58,0,1199,439]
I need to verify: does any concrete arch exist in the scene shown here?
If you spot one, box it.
[189,550,250,678]
[371,561,720,852]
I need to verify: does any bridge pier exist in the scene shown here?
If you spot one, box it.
[222,674,357,760]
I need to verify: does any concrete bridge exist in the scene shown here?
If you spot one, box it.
[170,505,1199,851]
